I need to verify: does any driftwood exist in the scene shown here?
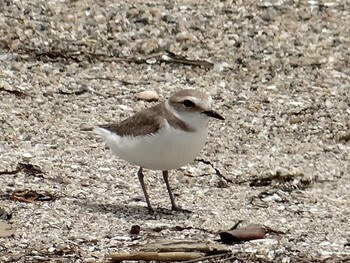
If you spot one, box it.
[218,223,285,244]
[109,251,203,262]
[143,240,229,253]
[109,240,229,262]
[108,223,283,262]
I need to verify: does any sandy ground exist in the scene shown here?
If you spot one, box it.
[1,0,350,262]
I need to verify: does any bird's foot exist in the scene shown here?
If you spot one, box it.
[171,205,192,213]
[145,205,191,214]
[147,207,155,214]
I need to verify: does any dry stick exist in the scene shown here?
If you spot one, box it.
[0,169,19,175]
[181,252,233,263]
[109,251,203,262]
[195,158,233,183]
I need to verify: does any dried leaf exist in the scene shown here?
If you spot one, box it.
[218,224,267,244]
[218,223,285,244]
[0,87,27,98]
[0,162,44,177]
[8,189,55,203]
[17,162,44,178]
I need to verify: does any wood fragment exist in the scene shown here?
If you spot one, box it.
[8,189,55,203]
[109,251,203,262]
[0,87,27,98]
[182,252,233,263]
[143,240,229,253]
[218,223,285,244]
[219,224,267,244]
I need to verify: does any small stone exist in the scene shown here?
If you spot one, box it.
[266,85,277,90]
[135,91,159,102]
[80,180,90,187]
[214,62,230,71]
[176,31,197,43]
[132,195,144,202]
[22,152,33,159]
[98,167,111,172]
[71,164,80,170]
[267,250,276,261]
[0,221,15,237]
[129,224,140,235]
[146,58,157,64]
[0,53,9,61]
[127,8,140,18]
[139,39,158,54]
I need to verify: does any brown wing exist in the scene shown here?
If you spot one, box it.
[98,103,165,137]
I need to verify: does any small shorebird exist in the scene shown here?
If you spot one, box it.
[95,89,224,213]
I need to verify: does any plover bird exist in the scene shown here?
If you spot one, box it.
[95,89,224,213]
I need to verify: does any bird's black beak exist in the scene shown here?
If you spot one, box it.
[202,110,225,120]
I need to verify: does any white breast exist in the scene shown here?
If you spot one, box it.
[95,125,208,171]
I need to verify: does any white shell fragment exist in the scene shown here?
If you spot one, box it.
[135,90,159,102]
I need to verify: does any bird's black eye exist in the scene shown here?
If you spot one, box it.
[182,99,195,108]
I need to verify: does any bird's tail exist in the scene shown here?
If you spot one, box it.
[94,127,111,139]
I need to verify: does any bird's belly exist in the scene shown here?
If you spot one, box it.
[105,128,208,171]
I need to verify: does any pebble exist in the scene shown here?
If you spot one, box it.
[22,152,33,159]
[135,90,159,102]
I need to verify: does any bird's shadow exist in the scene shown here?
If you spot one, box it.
[73,199,192,220]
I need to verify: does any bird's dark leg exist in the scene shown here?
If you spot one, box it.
[162,170,177,210]
[162,170,191,212]
[137,167,154,213]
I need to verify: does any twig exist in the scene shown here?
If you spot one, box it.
[0,87,27,98]
[109,251,203,262]
[182,252,233,263]
[195,158,232,183]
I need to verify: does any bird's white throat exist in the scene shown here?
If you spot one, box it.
[164,99,209,132]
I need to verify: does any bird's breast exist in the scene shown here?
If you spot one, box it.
[104,126,208,171]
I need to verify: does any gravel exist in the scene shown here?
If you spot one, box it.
[0,0,349,262]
